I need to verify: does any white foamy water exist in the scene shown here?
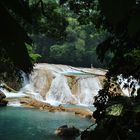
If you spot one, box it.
[117,75,140,96]
[76,77,101,105]
[8,101,22,107]
[46,75,77,104]
[0,88,27,98]
[1,63,106,106]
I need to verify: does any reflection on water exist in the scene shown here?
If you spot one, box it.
[0,107,93,140]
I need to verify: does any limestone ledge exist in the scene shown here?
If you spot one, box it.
[20,97,94,119]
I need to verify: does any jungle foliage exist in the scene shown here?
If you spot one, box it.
[78,0,140,140]
[0,0,33,73]
[0,0,34,89]
[0,1,140,139]
[29,0,110,68]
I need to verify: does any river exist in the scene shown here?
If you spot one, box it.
[0,106,94,140]
[0,64,105,140]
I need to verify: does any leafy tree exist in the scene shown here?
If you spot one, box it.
[27,0,109,68]
[48,16,108,67]
[26,43,41,63]
[96,0,140,79]
[80,0,140,140]
[0,0,34,89]
[59,1,140,140]
[30,0,68,39]
[28,0,69,62]
[0,0,33,73]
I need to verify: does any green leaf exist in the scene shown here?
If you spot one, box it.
[106,104,123,116]
[26,43,41,63]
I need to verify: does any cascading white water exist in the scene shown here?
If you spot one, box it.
[76,76,102,105]
[117,75,140,96]
[46,75,77,104]
[1,63,106,106]
[29,63,105,105]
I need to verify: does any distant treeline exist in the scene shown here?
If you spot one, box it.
[30,0,112,68]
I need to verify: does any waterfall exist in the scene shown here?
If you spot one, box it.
[117,75,140,96]
[46,75,77,104]
[76,76,102,105]
[2,63,106,106]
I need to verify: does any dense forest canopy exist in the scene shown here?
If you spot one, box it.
[30,0,110,68]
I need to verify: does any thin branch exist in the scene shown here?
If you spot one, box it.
[33,0,47,17]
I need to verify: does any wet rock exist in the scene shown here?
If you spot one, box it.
[55,125,80,137]
[20,97,93,118]
[0,100,8,106]
[0,90,8,106]
[0,91,6,101]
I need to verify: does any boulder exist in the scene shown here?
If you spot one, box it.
[0,100,8,106]
[0,90,6,101]
[0,90,8,106]
[55,125,80,137]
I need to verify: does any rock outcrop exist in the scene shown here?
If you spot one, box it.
[0,90,8,106]
[55,125,80,137]
[20,97,93,118]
